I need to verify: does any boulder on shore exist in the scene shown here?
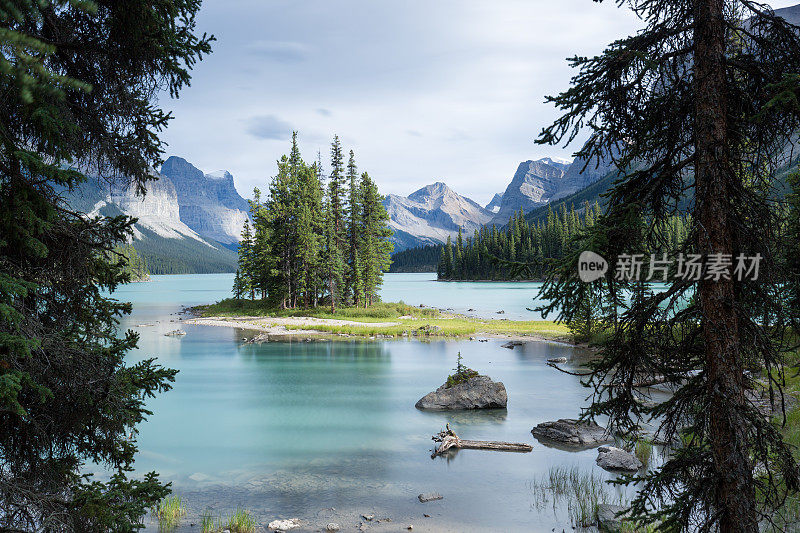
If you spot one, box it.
[530,418,613,447]
[415,375,507,410]
[597,504,631,532]
[268,518,301,531]
[595,445,642,472]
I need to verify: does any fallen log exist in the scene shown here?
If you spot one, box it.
[431,424,532,457]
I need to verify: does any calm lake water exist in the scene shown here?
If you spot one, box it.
[110,273,632,532]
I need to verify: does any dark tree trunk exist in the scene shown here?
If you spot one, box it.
[693,1,757,530]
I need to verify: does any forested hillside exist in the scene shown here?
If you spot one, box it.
[113,243,150,281]
[437,203,690,281]
[389,244,442,272]
[133,228,239,274]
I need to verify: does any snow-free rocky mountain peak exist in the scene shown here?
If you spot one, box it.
[383,182,493,251]
[159,156,251,246]
[490,158,573,225]
[488,155,621,226]
[61,157,251,273]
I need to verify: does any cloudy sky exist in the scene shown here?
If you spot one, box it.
[160,0,799,206]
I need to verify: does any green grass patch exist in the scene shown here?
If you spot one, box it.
[151,494,185,531]
[634,439,653,467]
[197,299,438,320]
[225,507,256,533]
[196,298,572,341]
[529,466,624,529]
[198,507,255,533]
[279,317,570,340]
[200,509,220,533]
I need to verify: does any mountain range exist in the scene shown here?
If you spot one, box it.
[63,157,251,274]
[63,151,615,268]
[382,182,494,250]
[385,154,619,251]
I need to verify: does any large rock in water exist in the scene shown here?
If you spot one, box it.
[595,445,642,472]
[415,375,507,410]
[530,418,613,447]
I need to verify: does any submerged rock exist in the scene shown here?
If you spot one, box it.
[595,445,642,472]
[325,523,340,532]
[547,356,567,363]
[530,418,613,447]
[268,518,301,531]
[164,329,186,336]
[418,492,443,503]
[415,375,507,410]
[597,504,631,532]
[501,341,523,349]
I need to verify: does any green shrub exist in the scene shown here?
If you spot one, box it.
[635,439,653,467]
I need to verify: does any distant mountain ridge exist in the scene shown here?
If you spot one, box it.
[62,157,251,273]
[383,182,493,251]
[160,156,251,247]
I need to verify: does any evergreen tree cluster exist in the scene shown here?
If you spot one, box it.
[234,134,393,310]
[438,202,689,281]
[388,244,443,273]
[113,243,150,282]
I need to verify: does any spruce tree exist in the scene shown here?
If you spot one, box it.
[232,269,245,300]
[238,218,256,299]
[346,150,362,305]
[326,136,347,312]
[358,172,393,305]
[537,1,800,529]
[0,1,211,529]
[296,156,324,308]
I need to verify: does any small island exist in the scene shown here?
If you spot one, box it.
[186,299,571,342]
[415,352,508,410]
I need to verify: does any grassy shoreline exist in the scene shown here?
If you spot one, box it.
[188,299,573,342]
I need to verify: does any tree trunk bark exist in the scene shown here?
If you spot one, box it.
[694,1,756,530]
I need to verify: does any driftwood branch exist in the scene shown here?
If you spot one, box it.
[431,424,532,457]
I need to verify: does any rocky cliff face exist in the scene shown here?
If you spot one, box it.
[490,158,571,225]
[86,174,213,245]
[384,182,493,251]
[160,156,251,245]
[485,193,504,213]
[62,158,248,273]
[488,153,619,225]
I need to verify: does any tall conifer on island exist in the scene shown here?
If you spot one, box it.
[326,136,348,312]
[358,172,393,306]
[239,218,256,299]
[0,1,212,529]
[295,152,325,308]
[346,150,363,305]
[536,1,800,529]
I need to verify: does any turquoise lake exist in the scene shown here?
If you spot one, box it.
[111,273,633,532]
